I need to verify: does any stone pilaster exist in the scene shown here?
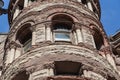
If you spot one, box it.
[45,22,52,42]
[87,0,93,11]
[75,23,83,44]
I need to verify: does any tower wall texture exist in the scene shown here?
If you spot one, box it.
[110,31,120,74]
[0,34,7,69]
[1,0,120,80]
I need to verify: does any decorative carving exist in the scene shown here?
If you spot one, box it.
[43,63,55,69]
[9,41,21,49]
[100,46,111,54]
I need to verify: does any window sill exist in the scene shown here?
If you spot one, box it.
[54,41,72,45]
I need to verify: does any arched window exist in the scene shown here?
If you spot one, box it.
[28,0,37,6]
[93,28,104,50]
[81,0,87,7]
[52,14,73,42]
[82,0,87,4]
[16,24,32,52]
[18,0,24,10]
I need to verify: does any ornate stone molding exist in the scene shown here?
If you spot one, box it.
[100,46,111,55]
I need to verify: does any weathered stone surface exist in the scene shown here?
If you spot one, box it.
[0,0,120,80]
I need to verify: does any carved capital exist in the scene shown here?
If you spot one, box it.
[9,41,21,49]
[30,26,36,32]
[90,29,95,35]
[100,46,111,54]
[74,22,82,30]
[45,21,52,28]
[43,62,55,69]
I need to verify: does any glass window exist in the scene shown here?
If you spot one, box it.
[55,32,70,41]
[52,14,73,42]
[23,39,32,52]
[53,23,71,41]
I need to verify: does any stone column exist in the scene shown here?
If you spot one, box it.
[75,23,83,44]
[0,71,1,76]
[103,37,109,47]
[48,68,54,76]
[73,31,78,45]
[106,53,117,70]
[83,70,90,77]
[9,48,15,63]
[28,0,32,6]
[46,22,52,42]
[24,0,28,7]
[87,0,93,11]
[77,0,82,2]
[13,6,20,20]
[90,30,96,48]
[91,35,96,48]
[29,74,33,80]
[46,27,51,41]
[76,29,83,44]
[32,29,36,45]
[6,49,11,65]
[14,48,21,59]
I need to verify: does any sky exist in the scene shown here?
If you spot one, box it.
[0,0,120,36]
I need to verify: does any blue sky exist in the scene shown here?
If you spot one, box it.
[0,0,120,36]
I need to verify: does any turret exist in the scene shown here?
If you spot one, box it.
[1,0,120,80]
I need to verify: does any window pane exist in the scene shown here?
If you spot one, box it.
[55,33,70,41]
[23,39,32,52]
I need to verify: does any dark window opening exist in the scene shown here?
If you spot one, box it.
[107,76,117,80]
[16,24,32,52]
[18,0,24,10]
[12,0,16,4]
[12,71,29,80]
[112,45,120,57]
[81,0,87,5]
[93,29,104,50]
[54,61,83,76]
[93,7,98,16]
[53,23,71,30]
[30,0,36,2]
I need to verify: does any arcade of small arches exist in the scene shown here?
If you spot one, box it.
[5,14,105,66]
[9,0,100,22]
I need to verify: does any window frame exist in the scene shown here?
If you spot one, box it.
[16,23,33,53]
[52,22,72,42]
[23,39,32,52]
[53,29,72,42]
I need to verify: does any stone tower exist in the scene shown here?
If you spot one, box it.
[1,0,120,80]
